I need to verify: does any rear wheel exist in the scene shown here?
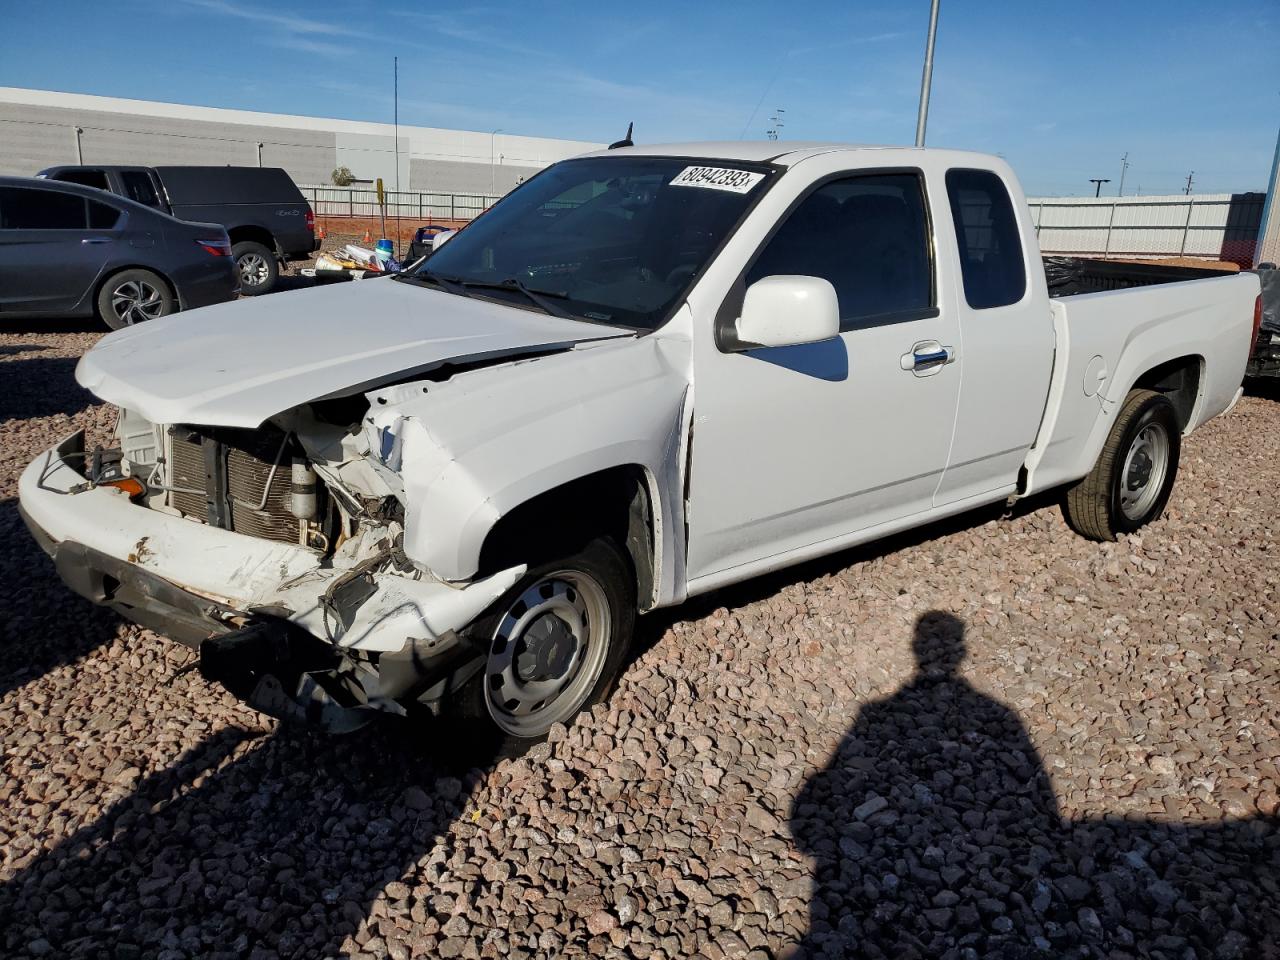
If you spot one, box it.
[1062,389,1181,541]
[447,537,635,756]
[96,269,175,330]
[232,240,279,295]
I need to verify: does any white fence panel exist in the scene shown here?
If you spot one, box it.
[1028,193,1264,263]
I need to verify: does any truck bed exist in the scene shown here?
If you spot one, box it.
[1043,256,1235,298]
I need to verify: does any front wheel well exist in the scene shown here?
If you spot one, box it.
[1131,355,1203,431]
[477,465,656,611]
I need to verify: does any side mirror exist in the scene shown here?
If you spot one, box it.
[432,230,456,251]
[734,275,840,350]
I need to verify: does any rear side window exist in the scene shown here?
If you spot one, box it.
[945,169,1026,309]
[747,172,934,328]
[0,187,87,229]
[121,170,161,208]
[88,199,122,229]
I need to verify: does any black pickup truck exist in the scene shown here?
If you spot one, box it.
[37,165,317,294]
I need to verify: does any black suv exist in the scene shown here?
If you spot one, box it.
[38,165,318,294]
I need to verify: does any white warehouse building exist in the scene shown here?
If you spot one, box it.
[0,87,602,196]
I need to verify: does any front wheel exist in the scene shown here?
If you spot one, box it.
[232,240,279,295]
[447,537,635,755]
[1062,388,1181,541]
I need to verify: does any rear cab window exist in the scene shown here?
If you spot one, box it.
[51,169,109,191]
[945,168,1027,309]
[120,170,161,208]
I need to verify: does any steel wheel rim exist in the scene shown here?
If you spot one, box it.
[1119,421,1169,521]
[237,252,269,286]
[110,279,164,325]
[484,570,611,737]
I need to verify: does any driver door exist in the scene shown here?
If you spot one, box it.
[685,169,962,585]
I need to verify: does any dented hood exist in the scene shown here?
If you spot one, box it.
[76,278,630,427]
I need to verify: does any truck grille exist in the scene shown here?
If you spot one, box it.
[167,426,314,544]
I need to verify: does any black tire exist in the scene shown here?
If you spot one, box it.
[446,536,636,757]
[232,240,279,295]
[1063,389,1181,541]
[96,268,176,330]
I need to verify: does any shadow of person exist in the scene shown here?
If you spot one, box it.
[791,612,1280,959]
[790,612,1066,959]
[0,715,499,959]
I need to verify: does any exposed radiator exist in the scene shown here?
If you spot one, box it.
[167,427,316,545]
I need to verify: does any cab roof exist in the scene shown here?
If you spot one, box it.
[578,141,1001,167]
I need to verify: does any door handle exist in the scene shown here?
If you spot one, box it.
[912,350,949,369]
[900,341,956,374]
[81,237,112,245]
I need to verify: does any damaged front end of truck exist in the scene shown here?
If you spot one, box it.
[22,397,529,733]
[19,275,692,735]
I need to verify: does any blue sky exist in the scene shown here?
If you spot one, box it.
[2,0,1277,196]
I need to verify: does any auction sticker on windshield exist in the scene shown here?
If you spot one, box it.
[670,166,766,194]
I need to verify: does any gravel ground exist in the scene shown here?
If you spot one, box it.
[1,324,1278,960]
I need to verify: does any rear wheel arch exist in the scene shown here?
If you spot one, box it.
[94,264,177,305]
[226,224,278,251]
[477,464,659,612]
[93,266,178,328]
[1131,354,1203,431]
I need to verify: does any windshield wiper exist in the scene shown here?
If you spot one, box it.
[399,272,580,321]
[397,271,472,297]
[459,277,576,320]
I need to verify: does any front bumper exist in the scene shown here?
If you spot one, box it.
[19,431,525,725]
[18,431,523,653]
[21,516,237,647]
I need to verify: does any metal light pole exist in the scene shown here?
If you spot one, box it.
[256,141,264,167]
[1089,178,1111,198]
[914,0,941,147]
[73,126,83,163]
[394,56,400,255]
[490,129,503,194]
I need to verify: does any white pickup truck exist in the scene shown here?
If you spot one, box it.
[20,143,1263,749]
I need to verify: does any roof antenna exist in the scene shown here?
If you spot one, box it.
[608,122,634,150]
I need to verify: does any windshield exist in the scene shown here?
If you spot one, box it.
[413,156,774,330]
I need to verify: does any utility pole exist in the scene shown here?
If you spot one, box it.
[394,56,400,256]
[490,129,503,194]
[1089,178,1110,198]
[1118,152,1129,197]
[1184,171,1194,195]
[914,0,941,146]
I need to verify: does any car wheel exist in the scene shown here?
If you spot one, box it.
[1062,389,1181,541]
[447,537,636,756]
[97,269,175,330]
[232,240,279,295]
